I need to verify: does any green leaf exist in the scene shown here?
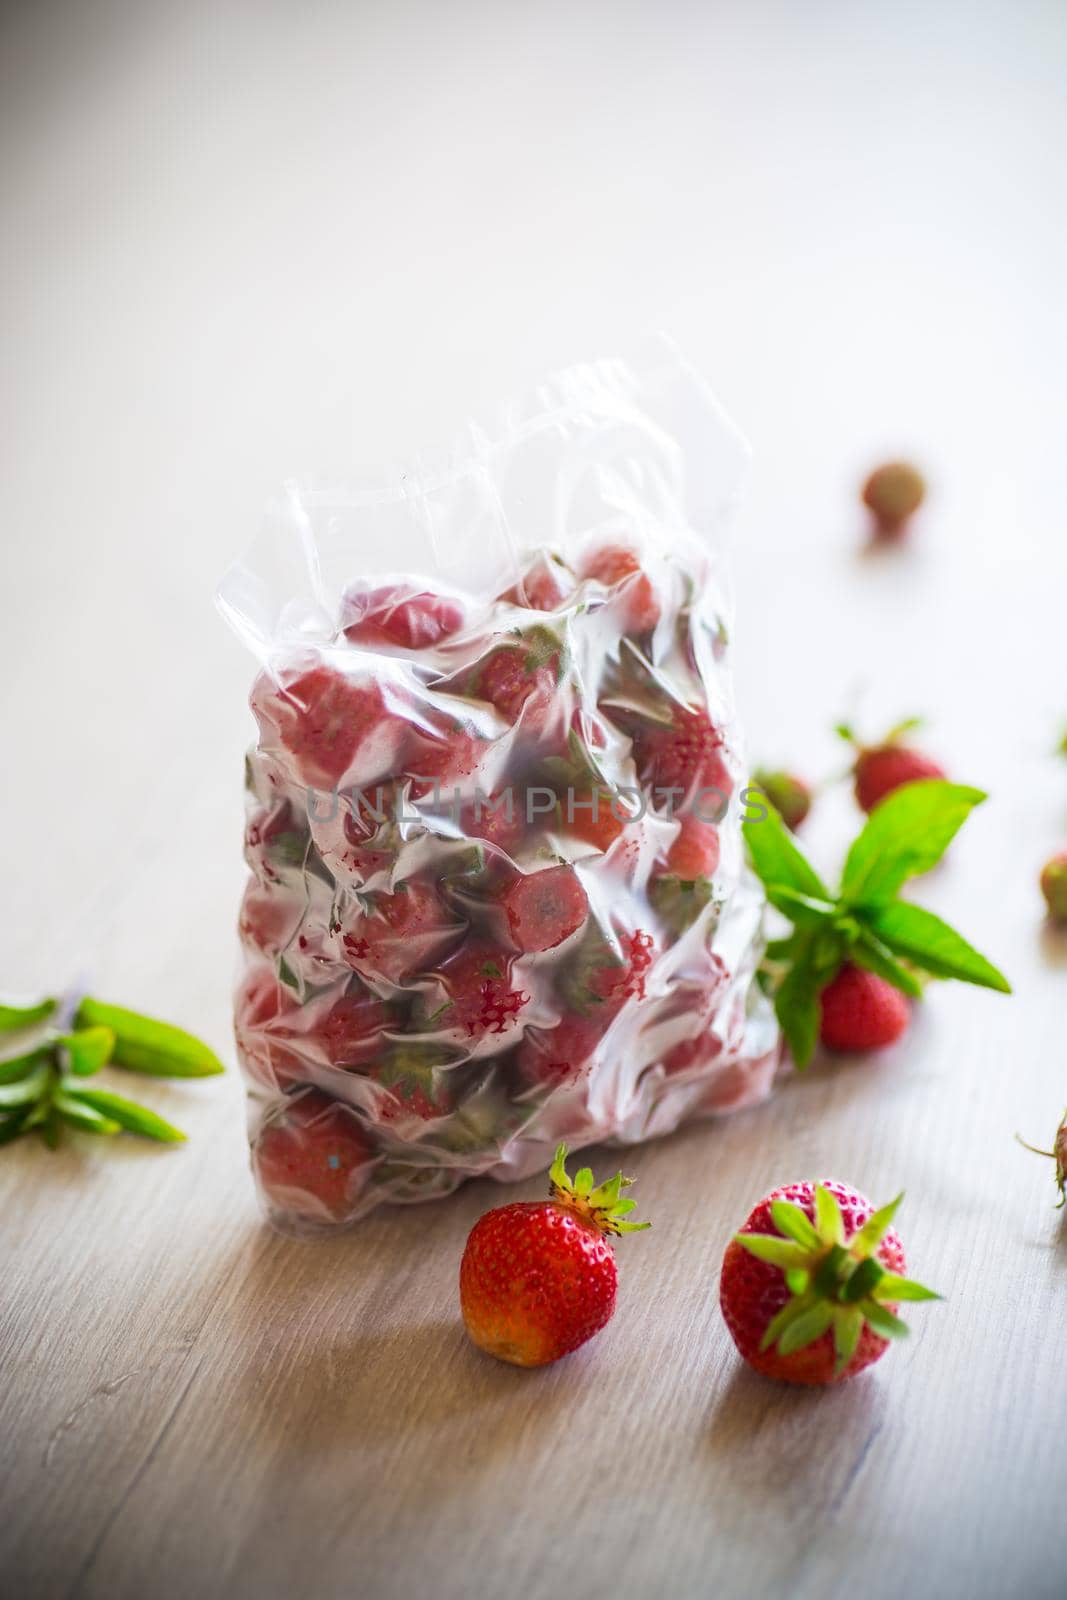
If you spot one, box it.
[0,1044,55,1085]
[764,887,839,929]
[770,1199,821,1250]
[732,1233,813,1270]
[60,1026,115,1076]
[759,1293,817,1352]
[833,1305,864,1372]
[772,933,844,1069]
[840,1256,885,1303]
[852,1194,904,1256]
[863,902,1011,993]
[0,996,56,1032]
[850,927,924,998]
[743,804,831,902]
[814,1184,845,1245]
[38,1106,61,1150]
[839,780,987,907]
[777,1300,835,1355]
[58,1084,186,1143]
[0,1109,32,1146]
[861,1300,909,1340]
[0,1063,51,1108]
[873,1274,942,1303]
[74,999,224,1077]
[53,1093,121,1136]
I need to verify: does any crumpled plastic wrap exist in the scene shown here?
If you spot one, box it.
[217,343,778,1231]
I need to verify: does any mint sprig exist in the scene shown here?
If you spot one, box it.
[0,993,223,1151]
[745,779,1011,1067]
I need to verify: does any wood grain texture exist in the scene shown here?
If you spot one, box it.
[2,4,1066,1598]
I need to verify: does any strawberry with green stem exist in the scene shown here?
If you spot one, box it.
[720,1179,939,1385]
[836,716,946,814]
[744,779,1011,1065]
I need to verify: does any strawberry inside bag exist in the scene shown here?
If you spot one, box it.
[218,340,778,1232]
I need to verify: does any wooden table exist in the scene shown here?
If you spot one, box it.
[2,5,1065,1597]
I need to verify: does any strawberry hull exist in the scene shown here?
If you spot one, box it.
[221,349,778,1231]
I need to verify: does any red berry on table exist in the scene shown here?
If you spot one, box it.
[342,583,465,650]
[837,719,946,814]
[502,864,589,952]
[751,768,812,832]
[1039,851,1067,924]
[254,1090,374,1224]
[665,814,720,880]
[818,963,911,1053]
[460,1143,649,1366]
[579,543,661,633]
[720,1179,938,1385]
[861,461,926,539]
[254,664,392,791]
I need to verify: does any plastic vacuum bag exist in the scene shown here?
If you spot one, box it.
[217,341,778,1231]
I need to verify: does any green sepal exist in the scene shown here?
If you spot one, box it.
[0,997,57,1033]
[833,1306,864,1374]
[74,999,224,1077]
[859,1300,910,1340]
[732,1232,813,1270]
[852,1193,904,1255]
[777,1300,835,1356]
[60,1026,115,1077]
[770,1198,822,1250]
[0,1044,55,1085]
[548,1143,649,1235]
[52,1093,122,1136]
[0,1063,52,1108]
[57,1083,186,1143]
[873,1274,942,1303]
[0,1109,33,1146]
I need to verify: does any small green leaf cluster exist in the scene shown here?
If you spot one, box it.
[0,995,223,1150]
[744,780,1011,1066]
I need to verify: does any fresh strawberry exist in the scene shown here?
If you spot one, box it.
[460,1143,649,1366]
[1039,851,1067,924]
[633,705,732,803]
[342,583,465,649]
[579,543,661,633]
[752,769,812,832]
[254,665,392,790]
[861,460,926,538]
[476,641,559,727]
[1017,1111,1067,1206]
[340,880,462,982]
[503,552,574,612]
[665,814,720,879]
[254,1089,375,1223]
[435,941,530,1040]
[502,864,589,952]
[819,964,911,1052]
[317,990,388,1068]
[837,718,946,813]
[515,1014,604,1090]
[743,782,1010,1068]
[720,1180,938,1385]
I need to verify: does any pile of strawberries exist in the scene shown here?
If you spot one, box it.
[235,538,777,1228]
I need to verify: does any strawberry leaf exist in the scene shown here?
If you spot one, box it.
[0,1063,51,1108]
[839,780,987,907]
[833,1305,864,1372]
[74,999,224,1077]
[52,1093,121,1136]
[777,1300,835,1355]
[733,1233,813,1270]
[770,1199,822,1250]
[0,1109,33,1146]
[873,1274,941,1303]
[0,997,56,1032]
[60,1026,115,1076]
[0,1044,54,1085]
[861,1300,909,1340]
[57,1084,186,1143]
[773,951,822,1070]
[862,902,1011,993]
[743,804,831,902]
[850,928,924,998]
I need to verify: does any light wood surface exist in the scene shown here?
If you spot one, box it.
[2,5,1066,1598]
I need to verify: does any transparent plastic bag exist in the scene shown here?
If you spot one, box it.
[217,341,778,1231]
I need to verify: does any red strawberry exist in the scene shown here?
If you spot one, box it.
[238,881,303,957]
[477,643,558,727]
[436,941,530,1039]
[861,461,926,539]
[341,880,462,982]
[460,795,527,858]
[752,769,812,832]
[819,964,910,1052]
[838,719,946,813]
[588,928,656,1008]
[244,801,309,882]
[579,543,661,633]
[516,1013,604,1091]
[234,968,305,1090]
[460,1143,649,1366]
[405,724,487,793]
[339,801,397,881]
[502,865,589,952]
[254,1089,374,1223]
[1040,851,1067,924]
[665,814,720,880]
[317,990,388,1068]
[254,665,392,790]
[367,1046,457,1125]
[661,1029,724,1076]
[720,1179,938,1385]
[342,583,465,650]
[503,553,574,612]
[561,788,635,854]
[634,705,732,803]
